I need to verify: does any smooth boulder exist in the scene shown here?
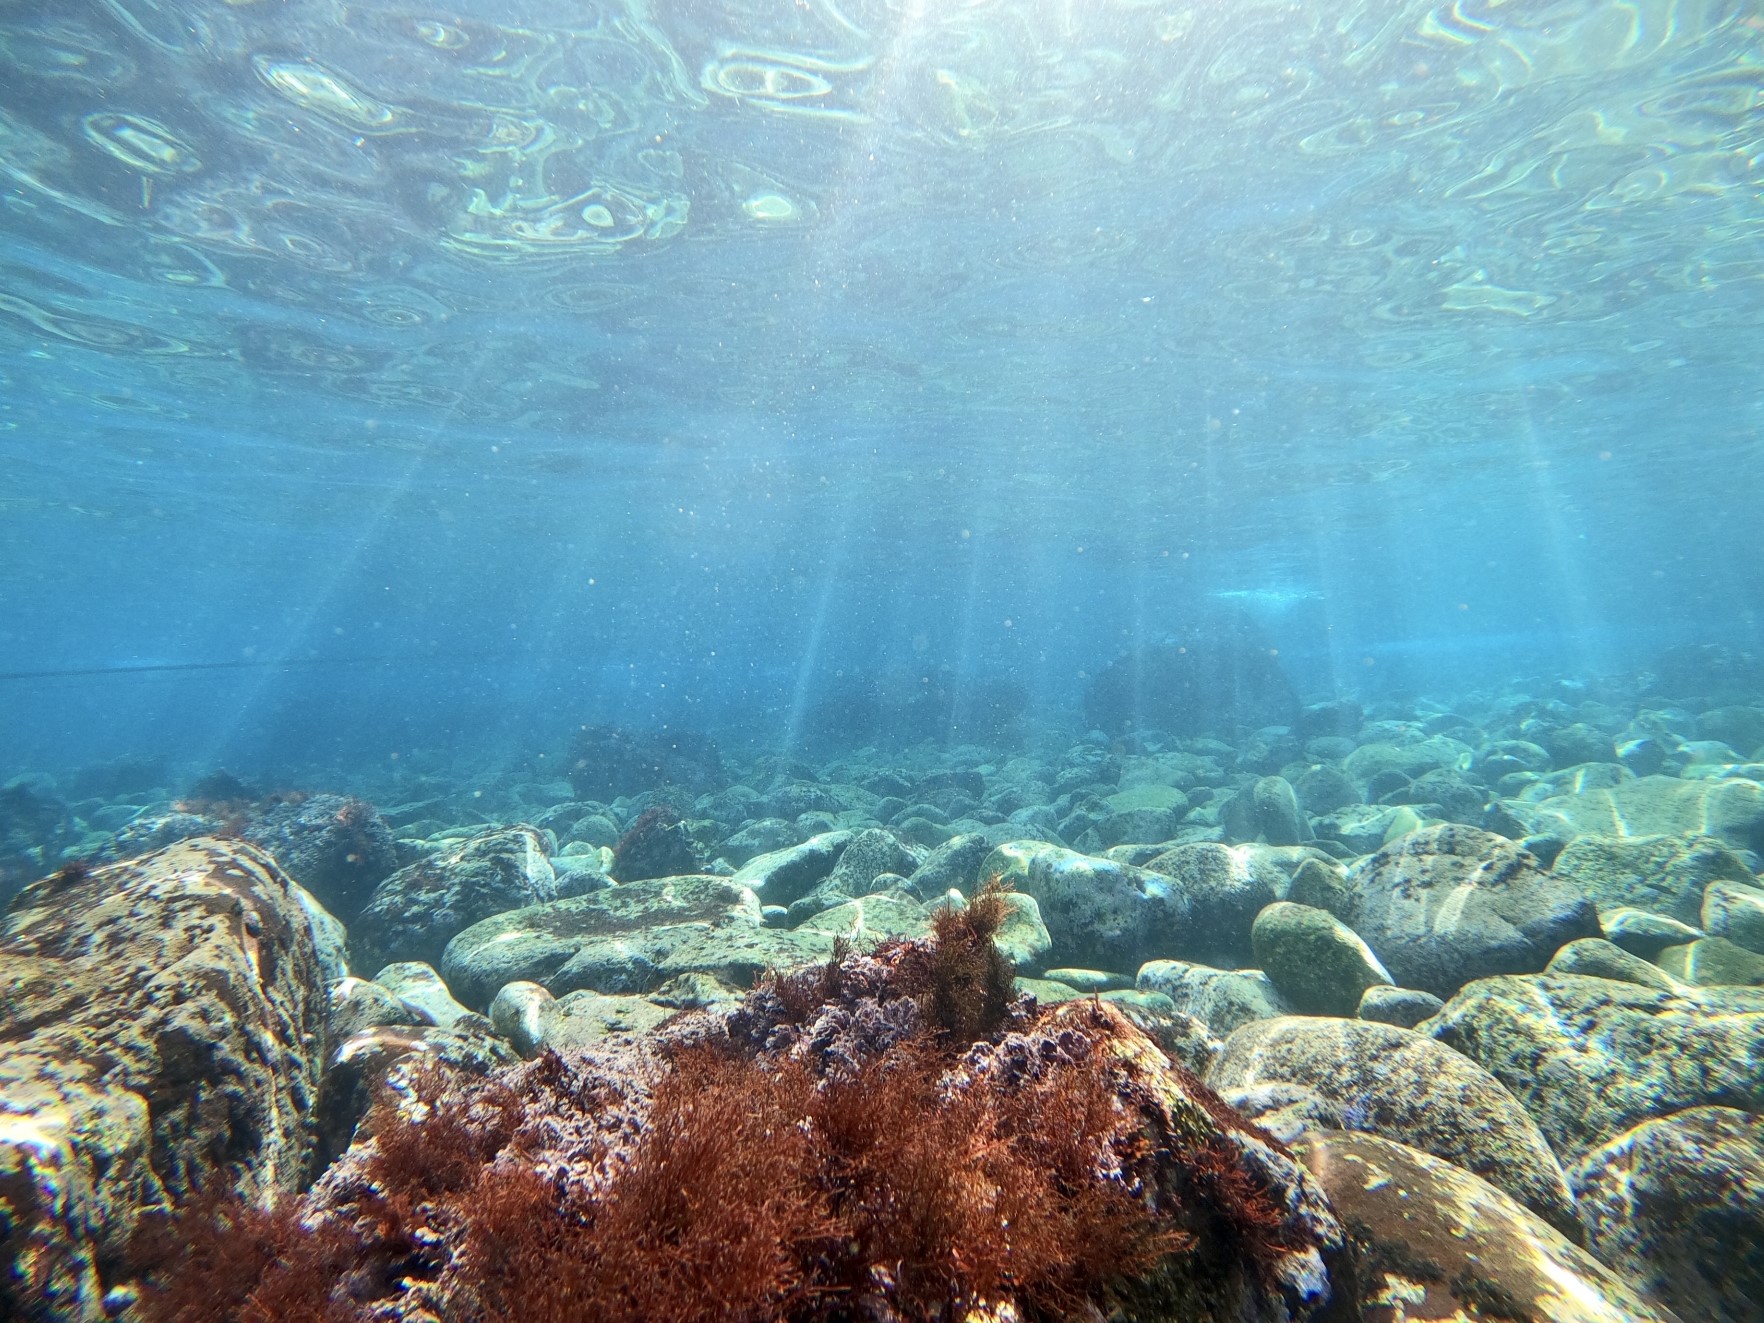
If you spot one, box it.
[1343,824,1601,997]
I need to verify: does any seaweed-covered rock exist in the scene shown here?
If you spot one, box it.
[1570,1106,1764,1323]
[0,838,329,1319]
[1138,842,1283,963]
[1551,832,1755,926]
[1297,1132,1679,1323]
[1343,824,1601,997]
[1208,1016,1578,1235]
[247,945,1345,1323]
[610,804,703,882]
[351,825,560,973]
[982,841,1192,970]
[441,875,834,1006]
[904,831,994,895]
[1426,973,1764,1161]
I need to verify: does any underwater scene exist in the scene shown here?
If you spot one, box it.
[3,0,1764,1318]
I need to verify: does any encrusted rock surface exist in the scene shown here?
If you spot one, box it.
[1426,973,1764,1161]
[1208,1015,1579,1235]
[0,838,329,1320]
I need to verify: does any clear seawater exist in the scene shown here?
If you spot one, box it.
[2,0,1762,773]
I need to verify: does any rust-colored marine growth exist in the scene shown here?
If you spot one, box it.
[133,883,1312,1323]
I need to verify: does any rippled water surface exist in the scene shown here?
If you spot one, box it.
[2,0,1762,759]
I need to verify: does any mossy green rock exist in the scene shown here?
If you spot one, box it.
[1655,935,1764,986]
[441,875,835,1006]
[1551,831,1754,925]
[1520,774,1764,855]
[1298,1132,1678,1323]
[1209,1015,1577,1235]
[1343,824,1601,997]
[1251,901,1392,1016]
[1427,973,1764,1161]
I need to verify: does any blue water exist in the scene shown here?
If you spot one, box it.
[2,0,1762,773]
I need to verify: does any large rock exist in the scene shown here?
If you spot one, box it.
[351,825,561,973]
[1551,832,1755,926]
[1137,960,1292,1036]
[729,830,853,907]
[0,838,329,1320]
[1139,842,1281,962]
[1343,824,1601,997]
[1250,901,1391,1016]
[441,875,835,1007]
[1570,1106,1764,1323]
[786,827,921,921]
[1426,973,1764,1161]
[241,792,398,920]
[1704,878,1764,953]
[1515,774,1764,855]
[982,841,1192,970]
[1208,1016,1577,1234]
[1296,1132,1679,1323]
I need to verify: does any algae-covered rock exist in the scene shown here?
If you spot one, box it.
[1570,1106,1764,1323]
[1250,901,1391,1016]
[1208,1015,1578,1235]
[1343,823,1601,997]
[1136,959,1292,1037]
[1426,973,1764,1161]
[1297,1131,1680,1323]
[351,824,560,972]
[1139,841,1282,962]
[373,960,473,1028]
[0,838,329,1320]
[1546,936,1683,990]
[1603,905,1705,957]
[1551,831,1755,926]
[441,875,835,1006]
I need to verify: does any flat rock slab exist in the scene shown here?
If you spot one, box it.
[1571,1106,1764,1323]
[441,874,834,1006]
[1,837,329,1320]
[1551,832,1754,926]
[1208,1015,1577,1235]
[1522,774,1764,855]
[1296,1132,1680,1323]
[1426,973,1764,1162]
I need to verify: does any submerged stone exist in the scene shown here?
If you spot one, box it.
[1208,1015,1578,1235]
[0,838,330,1319]
[1297,1132,1679,1323]
[1426,973,1764,1161]
[1570,1106,1764,1323]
